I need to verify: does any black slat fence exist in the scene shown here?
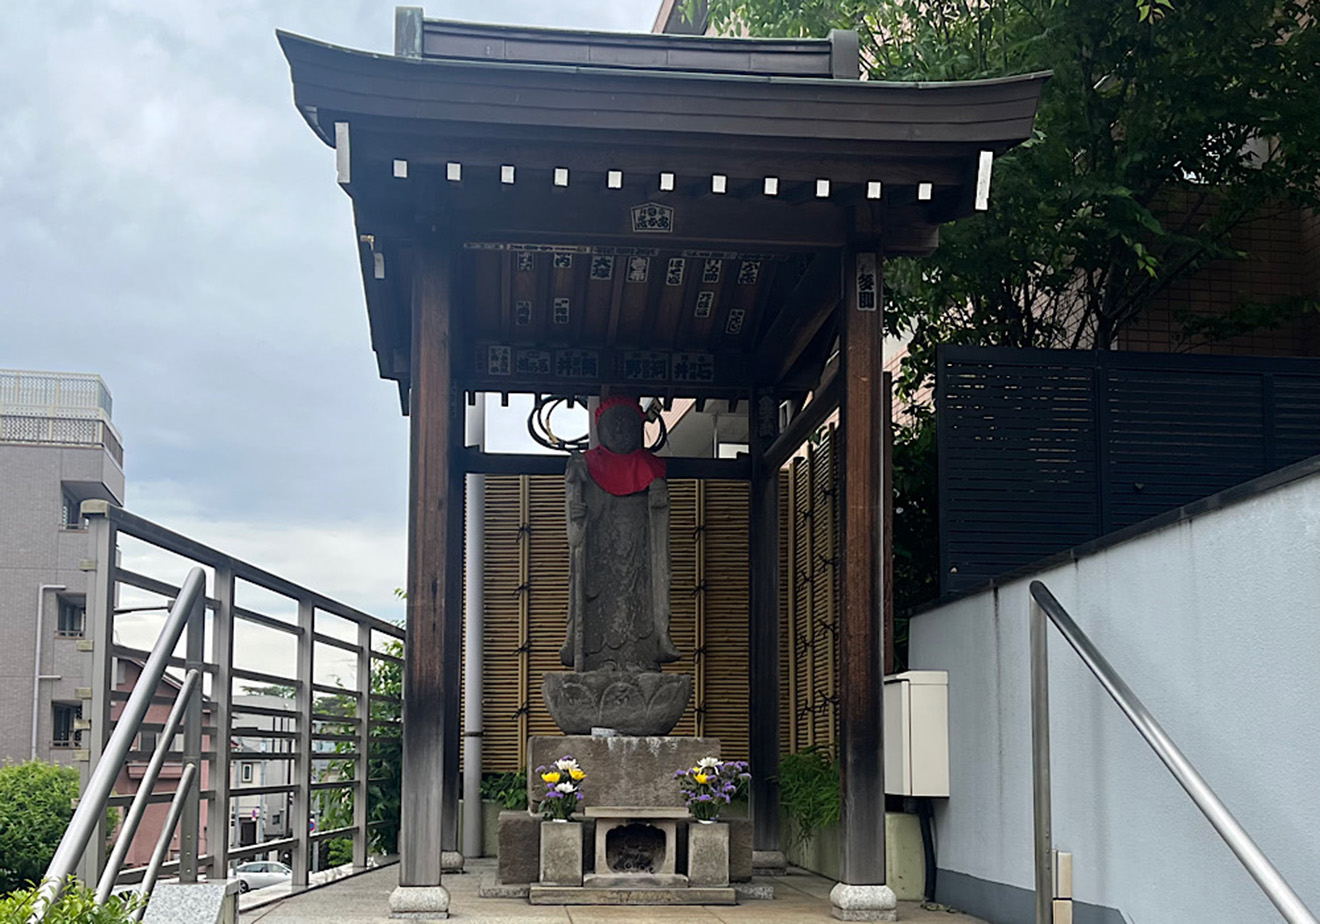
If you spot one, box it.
[937,347,1320,595]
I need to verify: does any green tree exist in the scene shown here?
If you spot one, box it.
[707,0,1320,624]
[0,760,119,896]
[315,638,403,866]
[706,0,1320,392]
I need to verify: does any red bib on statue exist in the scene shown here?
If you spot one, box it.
[583,446,667,496]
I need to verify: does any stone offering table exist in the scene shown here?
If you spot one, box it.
[584,806,687,886]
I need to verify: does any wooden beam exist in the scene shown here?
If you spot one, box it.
[448,184,852,252]
[757,251,842,385]
[458,447,751,481]
[748,388,782,859]
[401,242,463,887]
[762,370,841,472]
[836,247,887,887]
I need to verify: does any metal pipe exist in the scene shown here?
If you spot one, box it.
[462,394,486,858]
[1029,596,1053,924]
[30,566,207,922]
[132,761,198,922]
[96,668,200,903]
[31,584,67,759]
[1029,581,1320,924]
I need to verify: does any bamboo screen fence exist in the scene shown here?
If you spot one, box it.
[478,430,840,772]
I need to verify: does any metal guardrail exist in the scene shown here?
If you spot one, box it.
[31,569,207,921]
[1029,580,1319,924]
[31,502,404,918]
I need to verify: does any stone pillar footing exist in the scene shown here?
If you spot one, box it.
[829,883,898,922]
[389,885,450,920]
[441,851,464,872]
[752,849,787,875]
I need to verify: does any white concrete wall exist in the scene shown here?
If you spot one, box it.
[910,468,1320,923]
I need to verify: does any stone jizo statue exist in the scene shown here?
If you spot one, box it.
[543,395,691,736]
[561,395,679,672]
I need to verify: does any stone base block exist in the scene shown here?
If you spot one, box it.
[528,735,721,809]
[528,885,737,905]
[727,816,753,882]
[441,851,463,872]
[142,880,241,924]
[497,811,541,885]
[734,882,775,900]
[477,879,529,899]
[584,873,688,888]
[687,821,729,887]
[388,885,450,920]
[540,821,585,886]
[829,883,898,922]
[752,849,787,875]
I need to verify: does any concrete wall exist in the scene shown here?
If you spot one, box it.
[909,466,1320,924]
[0,441,124,765]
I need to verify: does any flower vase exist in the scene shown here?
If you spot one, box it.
[539,820,584,886]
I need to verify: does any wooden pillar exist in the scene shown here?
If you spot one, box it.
[837,246,887,887]
[401,243,464,888]
[748,388,782,863]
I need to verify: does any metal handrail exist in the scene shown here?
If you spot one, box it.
[1029,580,1319,924]
[132,762,198,922]
[96,668,201,903]
[29,567,207,922]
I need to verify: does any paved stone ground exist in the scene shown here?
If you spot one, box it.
[239,860,989,924]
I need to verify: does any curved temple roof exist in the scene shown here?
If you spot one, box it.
[278,15,1047,404]
[279,27,1047,153]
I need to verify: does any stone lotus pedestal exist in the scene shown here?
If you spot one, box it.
[542,671,691,736]
[540,821,584,887]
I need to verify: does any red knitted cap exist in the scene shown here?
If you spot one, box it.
[594,395,645,422]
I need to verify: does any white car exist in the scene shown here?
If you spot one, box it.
[234,860,292,892]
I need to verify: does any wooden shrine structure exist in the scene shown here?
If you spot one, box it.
[281,9,1045,917]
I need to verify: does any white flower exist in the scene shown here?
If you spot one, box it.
[697,757,720,769]
[555,781,575,793]
[556,757,579,772]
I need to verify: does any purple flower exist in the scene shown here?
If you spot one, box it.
[575,792,584,801]
[695,794,712,802]
[543,790,562,799]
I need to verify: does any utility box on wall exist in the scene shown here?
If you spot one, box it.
[883,670,949,797]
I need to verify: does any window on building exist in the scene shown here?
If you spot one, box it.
[53,702,82,748]
[138,731,158,754]
[56,598,85,637]
[270,812,283,829]
[61,491,86,529]
[240,762,254,783]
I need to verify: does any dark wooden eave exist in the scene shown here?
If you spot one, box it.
[278,22,1047,406]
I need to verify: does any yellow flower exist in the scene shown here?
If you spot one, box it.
[694,773,709,784]
[569,768,585,781]
[542,771,560,783]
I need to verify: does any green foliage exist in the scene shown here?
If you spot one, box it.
[0,880,145,923]
[709,0,1320,616]
[706,0,1320,394]
[777,745,840,849]
[0,761,83,895]
[315,637,404,862]
[480,771,529,810]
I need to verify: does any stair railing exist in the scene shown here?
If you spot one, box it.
[29,567,207,923]
[1029,580,1319,924]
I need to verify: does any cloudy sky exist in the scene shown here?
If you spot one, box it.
[1,2,653,644]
